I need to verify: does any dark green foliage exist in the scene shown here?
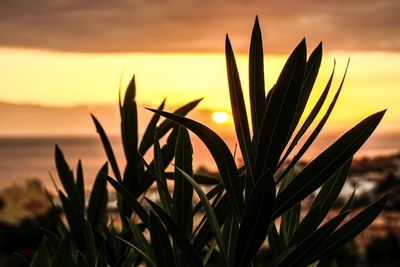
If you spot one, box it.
[31,17,388,267]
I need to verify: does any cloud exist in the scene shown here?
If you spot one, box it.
[0,0,399,53]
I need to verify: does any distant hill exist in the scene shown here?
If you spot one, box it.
[0,102,121,136]
[0,101,218,136]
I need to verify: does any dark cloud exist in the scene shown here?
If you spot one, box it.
[0,0,399,53]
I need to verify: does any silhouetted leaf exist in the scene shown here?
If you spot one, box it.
[140,98,203,154]
[91,114,122,182]
[278,60,349,182]
[249,16,266,147]
[83,222,96,267]
[76,160,85,209]
[235,171,276,267]
[55,145,84,218]
[278,60,334,168]
[310,158,351,225]
[306,194,389,263]
[174,127,194,236]
[256,39,306,175]
[87,163,109,230]
[274,110,385,218]
[58,191,85,251]
[153,135,173,215]
[148,109,244,220]
[104,174,149,226]
[226,35,255,187]
[51,235,76,267]
[118,238,158,267]
[31,237,51,267]
[146,199,204,267]
[149,211,176,267]
[139,98,166,155]
[175,166,227,262]
[278,211,350,267]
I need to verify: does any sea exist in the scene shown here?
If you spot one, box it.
[0,132,399,191]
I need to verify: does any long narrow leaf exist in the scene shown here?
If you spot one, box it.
[310,158,351,225]
[55,145,84,218]
[117,237,158,267]
[274,110,385,218]
[278,60,349,182]
[153,135,173,215]
[226,35,255,187]
[104,174,149,226]
[305,193,389,264]
[174,127,194,236]
[91,114,122,182]
[249,16,266,147]
[149,211,176,267]
[87,163,109,230]
[148,109,244,219]
[175,166,227,263]
[146,199,204,267]
[139,98,166,155]
[140,98,203,154]
[256,39,306,175]
[235,171,276,267]
[278,61,335,169]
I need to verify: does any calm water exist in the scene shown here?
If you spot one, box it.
[0,132,399,190]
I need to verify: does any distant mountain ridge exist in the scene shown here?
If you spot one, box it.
[0,101,216,136]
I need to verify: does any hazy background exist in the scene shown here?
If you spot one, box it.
[0,0,399,188]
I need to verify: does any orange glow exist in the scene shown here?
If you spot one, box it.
[0,48,399,133]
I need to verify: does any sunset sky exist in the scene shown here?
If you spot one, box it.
[0,0,399,133]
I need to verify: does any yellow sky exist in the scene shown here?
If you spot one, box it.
[0,47,399,133]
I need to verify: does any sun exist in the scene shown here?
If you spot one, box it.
[211,111,229,124]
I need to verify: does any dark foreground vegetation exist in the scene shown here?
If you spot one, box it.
[0,18,390,266]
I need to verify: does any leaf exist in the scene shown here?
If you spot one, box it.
[104,174,149,226]
[149,211,176,267]
[76,253,90,267]
[192,194,230,252]
[147,108,244,220]
[140,98,203,154]
[256,39,306,175]
[55,145,84,218]
[273,110,385,218]
[174,166,227,262]
[278,211,350,267]
[226,35,256,187]
[87,163,109,230]
[31,237,51,267]
[249,16,266,147]
[222,212,239,266]
[139,98,166,155]
[153,135,173,215]
[146,199,204,267]
[117,237,158,267]
[76,160,85,209]
[268,223,286,258]
[310,158,352,225]
[91,114,122,182]
[278,60,349,182]
[278,60,334,169]
[127,220,156,263]
[288,203,321,246]
[305,193,389,264]
[173,127,194,236]
[83,222,96,267]
[51,235,76,267]
[58,191,85,251]
[288,42,323,141]
[234,171,276,267]
[120,74,138,164]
